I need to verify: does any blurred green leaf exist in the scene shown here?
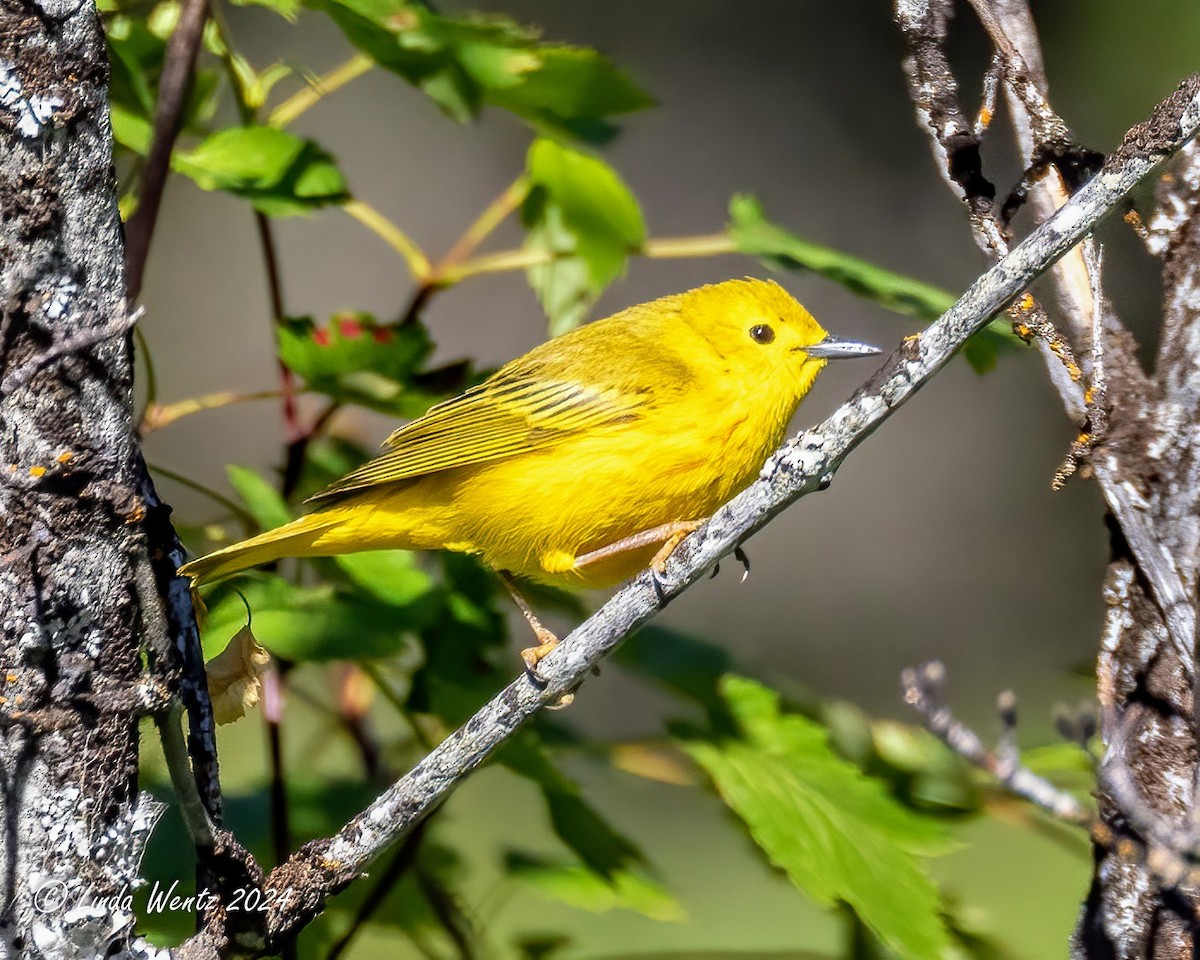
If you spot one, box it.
[522,137,645,334]
[201,575,426,662]
[502,735,647,877]
[506,852,684,922]
[727,194,1019,374]
[685,676,952,960]
[613,627,737,726]
[1020,742,1098,805]
[173,126,349,216]
[226,464,291,530]
[106,15,219,156]
[335,550,434,607]
[305,0,651,137]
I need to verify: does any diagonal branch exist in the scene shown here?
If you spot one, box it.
[170,75,1200,955]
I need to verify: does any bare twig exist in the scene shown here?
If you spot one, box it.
[124,0,211,302]
[174,80,1200,953]
[0,307,140,395]
[898,1,1197,670]
[902,661,1089,823]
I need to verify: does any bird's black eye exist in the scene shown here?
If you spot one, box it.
[749,324,775,344]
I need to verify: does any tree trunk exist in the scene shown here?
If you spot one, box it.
[0,1,165,954]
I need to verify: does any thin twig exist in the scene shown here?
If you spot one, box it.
[902,661,1089,823]
[898,0,1196,668]
[1,308,141,395]
[178,80,1200,952]
[439,176,530,268]
[140,387,306,434]
[343,199,433,281]
[124,0,211,302]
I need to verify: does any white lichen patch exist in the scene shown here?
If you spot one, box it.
[0,60,63,139]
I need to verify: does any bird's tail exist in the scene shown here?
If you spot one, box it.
[179,512,339,584]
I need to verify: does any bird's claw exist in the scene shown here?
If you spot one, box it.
[734,545,751,583]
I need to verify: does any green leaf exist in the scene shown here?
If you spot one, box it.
[173,126,349,216]
[505,853,684,922]
[305,0,651,137]
[499,735,681,922]
[685,676,952,960]
[522,138,645,334]
[483,45,654,142]
[501,736,647,877]
[613,627,738,725]
[728,194,1020,374]
[277,313,434,413]
[201,575,426,662]
[226,465,291,530]
[278,313,431,381]
[335,550,434,607]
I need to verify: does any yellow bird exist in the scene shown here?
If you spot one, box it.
[180,278,879,665]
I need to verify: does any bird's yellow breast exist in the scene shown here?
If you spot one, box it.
[312,374,797,588]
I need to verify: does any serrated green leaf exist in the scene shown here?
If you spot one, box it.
[305,0,651,137]
[277,312,435,413]
[173,126,349,216]
[226,465,291,531]
[201,575,424,662]
[505,853,683,922]
[685,676,952,960]
[727,194,1020,374]
[522,138,645,334]
[335,550,434,607]
[278,313,431,380]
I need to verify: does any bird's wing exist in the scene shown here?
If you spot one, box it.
[309,366,648,499]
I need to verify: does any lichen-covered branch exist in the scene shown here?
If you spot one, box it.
[897,1,1200,954]
[191,77,1200,954]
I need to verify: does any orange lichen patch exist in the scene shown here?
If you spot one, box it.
[56,451,74,464]
[28,465,46,478]
[4,674,15,683]
[1084,386,1096,405]
[1017,293,1035,311]
[125,503,147,525]
[1076,432,1091,445]
[977,105,993,128]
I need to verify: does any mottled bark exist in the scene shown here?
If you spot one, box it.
[0,1,165,956]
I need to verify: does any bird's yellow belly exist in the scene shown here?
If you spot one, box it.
[319,408,784,589]
[443,415,776,587]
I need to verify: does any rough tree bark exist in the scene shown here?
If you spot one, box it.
[0,1,169,956]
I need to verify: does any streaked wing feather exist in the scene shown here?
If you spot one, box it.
[310,372,645,499]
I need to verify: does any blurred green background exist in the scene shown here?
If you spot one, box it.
[125,1,1200,957]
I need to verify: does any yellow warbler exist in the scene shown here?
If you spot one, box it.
[180,278,878,661]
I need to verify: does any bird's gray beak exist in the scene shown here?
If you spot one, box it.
[805,334,882,359]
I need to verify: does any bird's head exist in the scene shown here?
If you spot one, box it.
[680,277,880,402]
